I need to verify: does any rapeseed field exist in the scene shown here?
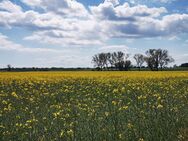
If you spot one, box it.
[0,71,188,141]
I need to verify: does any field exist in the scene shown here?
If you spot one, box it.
[0,71,188,141]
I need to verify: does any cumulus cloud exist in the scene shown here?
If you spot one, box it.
[0,0,22,13]
[99,45,129,52]
[90,1,188,38]
[156,0,176,3]
[24,29,105,46]
[90,2,167,20]
[22,0,89,17]
[21,0,41,7]
[0,33,57,53]
[104,0,119,6]
[129,0,176,4]
[0,0,187,46]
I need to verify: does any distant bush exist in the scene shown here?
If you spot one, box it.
[180,63,188,67]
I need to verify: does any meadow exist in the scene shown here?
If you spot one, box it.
[0,71,188,141]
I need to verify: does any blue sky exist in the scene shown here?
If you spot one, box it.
[0,0,188,68]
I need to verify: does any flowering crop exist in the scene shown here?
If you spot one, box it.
[0,71,188,141]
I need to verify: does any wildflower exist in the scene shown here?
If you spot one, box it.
[11,92,18,98]
[2,100,8,105]
[113,89,118,93]
[157,104,163,109]
[53,112,61,118]
[127,123,133,129]
[60,130,64,137]
[122,106,129,110]
[105,112,109,116]
[121,87,125,92]
[138,138,144,141]
[112,100,117,106]
[67,129,74,136]
[119,134,123,139]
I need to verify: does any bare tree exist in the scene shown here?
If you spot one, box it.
[92,54,101,70]
[158,49,174,70]
[106,53,111,70]
[92,53,111,70]
[99,53,107,70]
[111,51,130,71]
[145,49,158,71]
[134,54,145,71]
[145,49,174,71]
[7,64,12,71]
[124,60,132,71]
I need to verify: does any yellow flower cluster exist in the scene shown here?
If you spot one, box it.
[0,71,187,141]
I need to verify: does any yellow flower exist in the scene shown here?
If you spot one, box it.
[2,100,8,105]
[113,89,118,93]
[157,104,163,109]
[53,112,61,118]
[138,138,144,141]
[60,130,64,137]
[11,92,18,98]
[121,87,125,92]
[105,112,109,116]
[112,100,117,106]
[64,89,69,93]
[127,123,133,129]
[119,134,123,139]
[123,106,129,110]
[67,129,74,136]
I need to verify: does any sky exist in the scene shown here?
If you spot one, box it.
[0,0,188,68]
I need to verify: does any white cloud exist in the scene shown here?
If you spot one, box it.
[90,1,188,38]
[21,0,41,7]
[99,45,129,52]
[156,0,176,3]
[22,0,89,17]
[90,2,167,20]
[0,0,22,13]
[23,18,107,46]
[104,0,119,6]
[128,0,177,4]
[34,55,92,68]
[116,4,167,18]
[0,33,57,53]
[0,0,187,47]
[173,54,188,65]
[24,30,105,46]
[168,36,180,41]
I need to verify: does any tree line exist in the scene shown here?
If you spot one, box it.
[92,49,175,71]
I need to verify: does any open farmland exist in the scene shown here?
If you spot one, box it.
[0,71,188,141]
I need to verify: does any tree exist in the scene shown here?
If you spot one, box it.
[124,60,132,71]
[98,53,106,69]
[113,51,125,70]
[92,51,131,71]
[92,54,102,70]
[105,53,111,70]
[158,49,174,70]
[92,53,111,70]
[145,49,174,71]
[7,64,12,71]
[134,54,145,71]
[180,63,188,67]
[145,49,158,71]
[111,51,130,71]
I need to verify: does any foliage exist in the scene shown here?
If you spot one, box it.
[180,63,188,67]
